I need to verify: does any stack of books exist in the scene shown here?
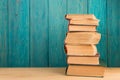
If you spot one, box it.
[64,14,105,77]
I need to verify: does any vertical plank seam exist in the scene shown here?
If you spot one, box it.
[29,0,31,67]
[48,0,50,67]
[7,0,10,67]
[106,0,109,67]
[66,0,68,14]
[7,0,9,67]
[87,0,89,14]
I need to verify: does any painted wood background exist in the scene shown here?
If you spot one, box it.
[0,0,119,67]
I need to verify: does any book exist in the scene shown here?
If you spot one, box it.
[68,25,97,32]
[67,54,99,65]
[69,19,99,26]
[66,64,105,77]
[65,14,97,20]
[65,32,101,45]
[65,44,97,56]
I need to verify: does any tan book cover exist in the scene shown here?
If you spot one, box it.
[66,65,105,77]
[69,19,99,26]
[68,25,97,32]
[65,14,97,20]
[65,44,97,56]
[67,54,99,65]
[65,32,101,45]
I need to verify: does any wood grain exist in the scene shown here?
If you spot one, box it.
[0,0,8,67]
[0,0,119,67]
[107,0,120,36]
[67,0,87,14]
[0,68,119,80]
[8,0,29,67]
[107,0,120,67]
[88,0,107,66]
[30,0,49,67]
[108,37,120,67]
[49,0,67,67]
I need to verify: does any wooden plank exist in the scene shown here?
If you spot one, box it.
[107,0,120,67]
[8,0,29,67]
[107,0,120,36]
[88,0,107,34]
[88,0,107,66]
[108,37,120,67]
[30,0,49,67]
[0,0,8,67]
[0,68,119,80]
[49,0,67,67]
[97,35,107,64]
[67,0,87,14]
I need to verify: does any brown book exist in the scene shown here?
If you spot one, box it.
[65,32,101,45]
[65,14,97,20]
[69,19,99,26]
[65,44,97,56]
[66,65,105,77]
[68,25,97,32]
[67,54,99,65]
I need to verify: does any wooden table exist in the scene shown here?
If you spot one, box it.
[0,68,119,80]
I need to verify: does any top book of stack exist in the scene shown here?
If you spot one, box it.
[65,14,99,26]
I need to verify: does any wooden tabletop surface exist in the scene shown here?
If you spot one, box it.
[0,68,119,80]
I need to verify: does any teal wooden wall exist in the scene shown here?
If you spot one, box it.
[107,0,120,67]
[0,0,119,67]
